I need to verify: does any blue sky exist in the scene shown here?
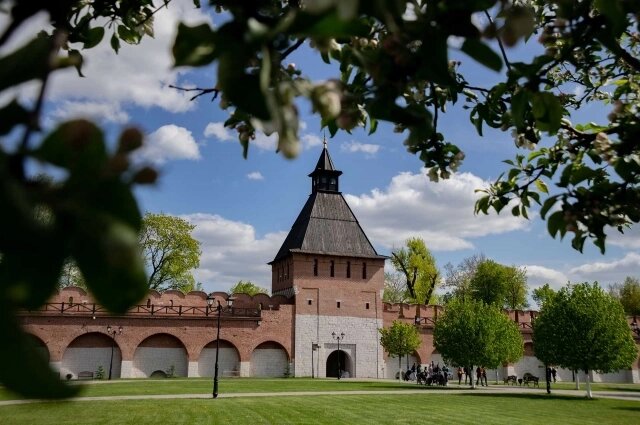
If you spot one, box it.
[4,1,640,295]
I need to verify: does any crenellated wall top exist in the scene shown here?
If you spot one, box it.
[382,302,540,321]
[50,286,294,309]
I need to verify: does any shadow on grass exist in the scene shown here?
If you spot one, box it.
[615,406,640,413]
[457,392,597,401]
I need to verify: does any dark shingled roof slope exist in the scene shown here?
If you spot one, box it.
[271,191,386,262]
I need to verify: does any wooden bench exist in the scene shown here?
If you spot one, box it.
[77,371,94,380]
[522,372,539,388]
[504,375,517,385]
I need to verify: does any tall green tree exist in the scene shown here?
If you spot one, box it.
[139,213,201,292]
[58,260,85,289]
[230,280,269,296]
[532,283,557,308]
[383,272,409,304]
[503,266,529,310]
[609,277,640,316]
[533,282,637,399]
[379,321,421,379]
[470,260,528,309]
[442,254,487,301]
[391,238,440,304]
[434,298,523,388]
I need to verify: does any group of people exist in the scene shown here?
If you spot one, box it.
[403,362,450,386]
[455,366,488,386]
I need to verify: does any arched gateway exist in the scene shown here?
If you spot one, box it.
[326,350,352,378]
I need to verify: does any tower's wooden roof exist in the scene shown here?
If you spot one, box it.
[271,145,386,263]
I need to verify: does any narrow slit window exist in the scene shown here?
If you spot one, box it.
[330,260,335,277]
[346,261,351,278]
[308,299,312,306]
[313,259,318,276]
[362,262,367,279]
[366,302,370,310]
[337,301,341,308]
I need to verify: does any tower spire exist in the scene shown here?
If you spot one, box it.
[308,138,342,193]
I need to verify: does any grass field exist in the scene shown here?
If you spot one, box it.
[1,379,639,425]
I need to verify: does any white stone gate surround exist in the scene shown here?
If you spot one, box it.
[294,314,384,378]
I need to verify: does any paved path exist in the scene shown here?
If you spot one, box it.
[2,386,639,406]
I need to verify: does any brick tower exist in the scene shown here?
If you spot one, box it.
[269,140,387,378]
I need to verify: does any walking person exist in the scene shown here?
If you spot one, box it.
[457,367,463,385]
[476,366,482,386]
[481,366,487,386]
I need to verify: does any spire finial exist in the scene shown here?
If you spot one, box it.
[323,131,327,147]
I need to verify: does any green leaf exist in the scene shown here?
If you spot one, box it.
[72,218,148,313]
[510,90,529,130]
[289,11,370,38]
[368,117,378,135]
[218,53,270,120]
[34,120,108,174]
[69,178,143,231]
[0,36,52,93]
[539,197,557,219]
[0,244,66,309]
[117,25,141,45]
[547,210,565,238]
[110,33,121,53]
[594,0,626,36]
[0,300,80,399]
[534,179,549,194]
[531,92,563,134]
[173,22,217,67]
[68,49,84,77]
[83,26,105,49]
[0,99,29,135]
[461,39,502,72]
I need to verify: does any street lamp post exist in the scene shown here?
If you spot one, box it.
[207,294,234,399]
[106,325,122,380]
[331,332,345,379]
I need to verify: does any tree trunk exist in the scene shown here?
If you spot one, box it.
[470,365,475,389]
[585,370,592,399]
[574,370,580,390]
[398,356,401,380]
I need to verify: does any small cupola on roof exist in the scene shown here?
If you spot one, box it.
[308,139,342,193]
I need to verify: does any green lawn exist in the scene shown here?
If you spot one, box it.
[1,392,639,425]
[1,378,638,401]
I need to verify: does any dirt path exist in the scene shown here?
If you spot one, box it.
[1,385,639,406]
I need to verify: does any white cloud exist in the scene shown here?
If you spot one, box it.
[137,124,201,164]
[247,171,264,180]
[182,213,285,291]
[569,252,640,284]
[50,100,129,124]
[607,225,640,249]
[302,134,323,150]
[11,1,213,117]
[522,252,640,297]
[345,170,530,251]
[204,122,234,141]
[341,140,380,155]
[253,131,278,151]
[522,265,569,291]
